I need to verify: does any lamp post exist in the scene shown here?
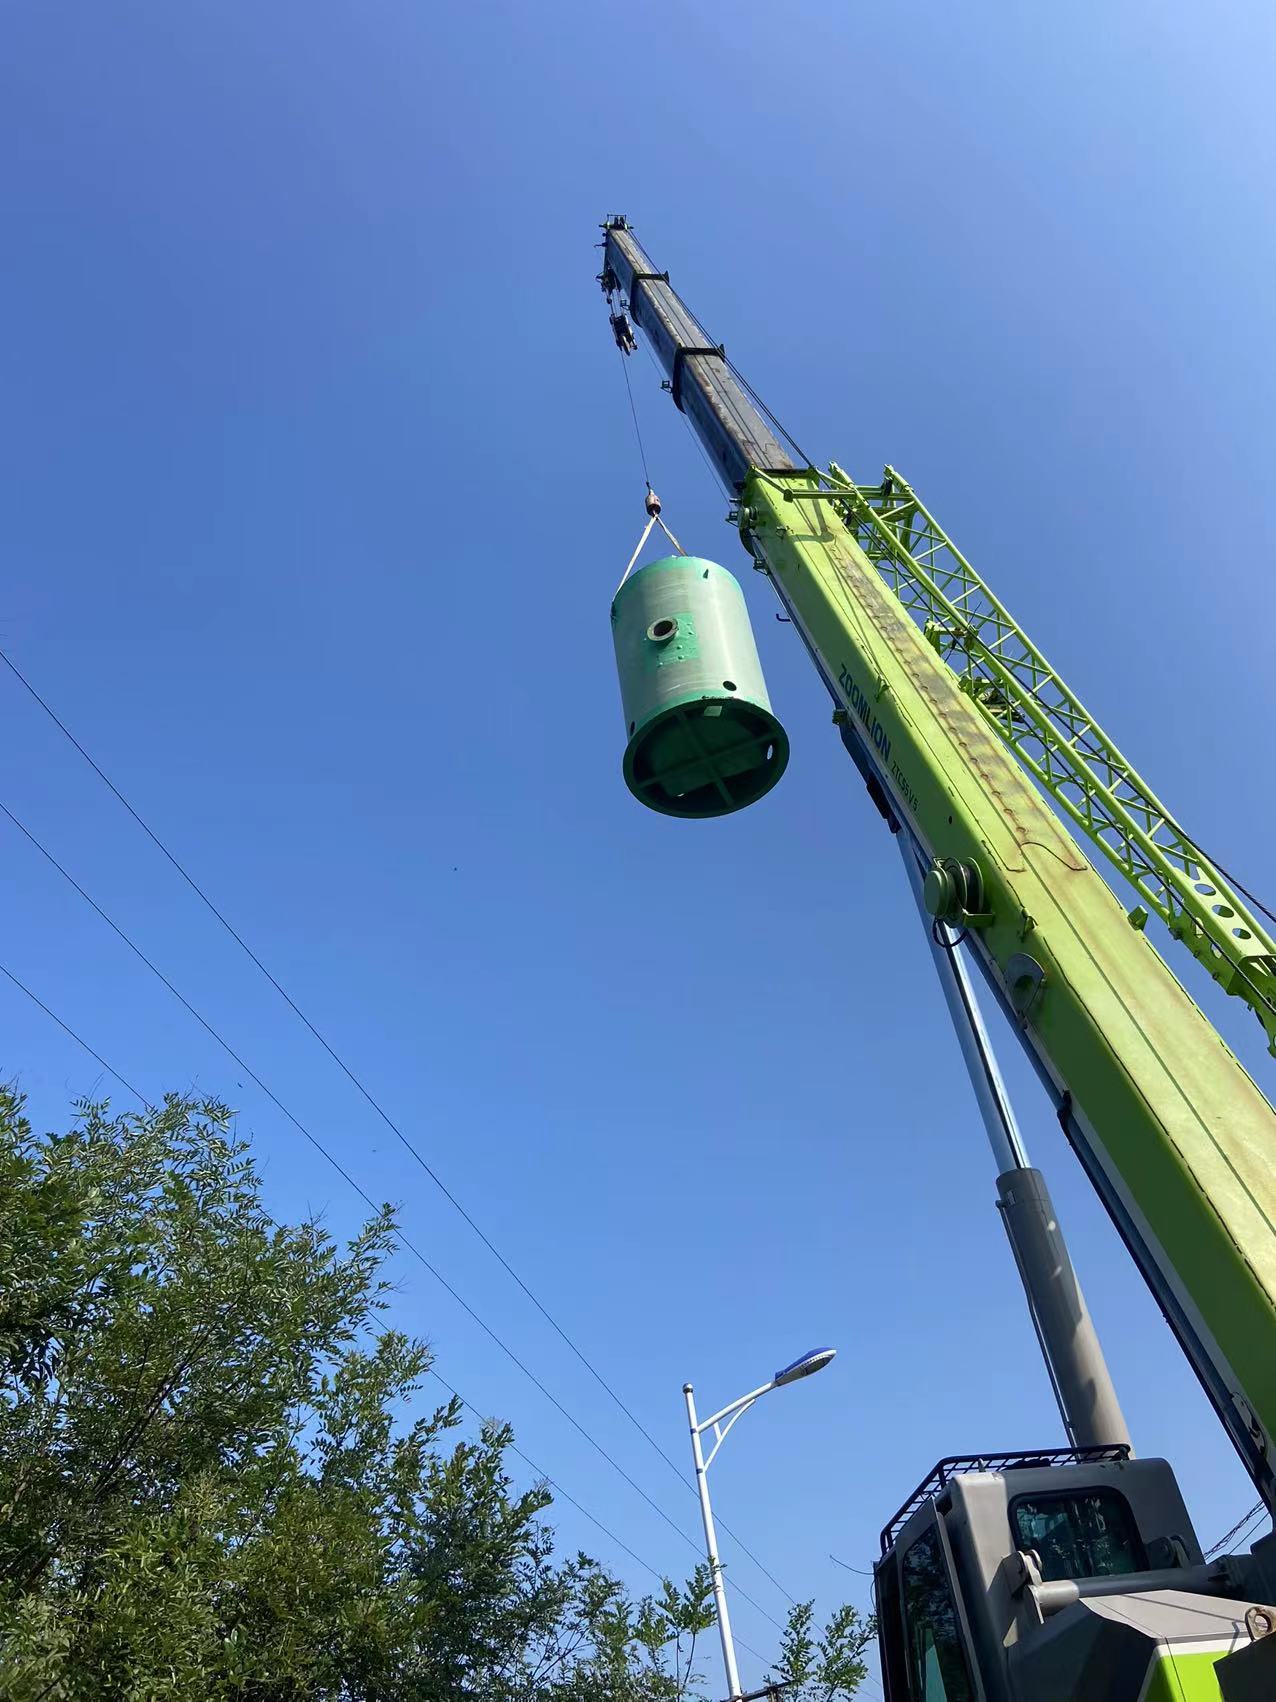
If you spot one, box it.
[683,1348,837,1701]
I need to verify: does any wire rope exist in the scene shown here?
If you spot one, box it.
[618,343,652,491]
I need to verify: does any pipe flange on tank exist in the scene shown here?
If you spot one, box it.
[647,616,679,644]
[924,857,994,928]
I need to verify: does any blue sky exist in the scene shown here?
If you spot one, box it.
[3,0,1275,1689]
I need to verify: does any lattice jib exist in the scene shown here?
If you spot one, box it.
[824,463,1276,1055]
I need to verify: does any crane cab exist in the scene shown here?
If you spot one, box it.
[874,1447,1276,1701]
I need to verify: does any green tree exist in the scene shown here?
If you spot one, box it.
[0,1086,869,1699]
[769,1599,878,1701]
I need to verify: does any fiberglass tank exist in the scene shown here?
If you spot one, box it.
[611,554,789,818]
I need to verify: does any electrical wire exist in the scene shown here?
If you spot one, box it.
[0,645,796,1610]
[0,956,779,1667]
[423,1360,660,1583]
[826,1554,886,1700]
[433,1355,768,1662]
[0,961,152,1109]
[1205,1500,1269,1559]
[0,794,794,1632]
[0,962,660,1583]
[0,800,700,1548]
[0,948,865,1681]
[444,1357,775,1665]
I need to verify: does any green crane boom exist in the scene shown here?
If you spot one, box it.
[836,466,1276,1052]
[598,217,1276,1521]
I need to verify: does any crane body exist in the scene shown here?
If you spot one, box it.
[598,217,1276,1700]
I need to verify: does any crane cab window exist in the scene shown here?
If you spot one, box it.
[900,1526,975,1702]
[1010,1487,1145,1582]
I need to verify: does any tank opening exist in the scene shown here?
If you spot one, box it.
[648,617,678,642]
[624,699,790,819]
[722,680,737,692]
[628,721,635,735]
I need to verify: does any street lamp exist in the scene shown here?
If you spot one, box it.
[683,1349,837,1701]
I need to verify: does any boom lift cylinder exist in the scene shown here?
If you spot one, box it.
[996,1166,1132,1453]
[899,832,1132,1453]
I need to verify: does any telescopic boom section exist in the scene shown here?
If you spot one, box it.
[600,218,794,489]
[599,216,1276,1509]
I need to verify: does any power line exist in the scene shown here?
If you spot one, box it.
[429,1371,774,1667]
[826,1554,885,1701]
[1205,1500,1268,1559]
[0,966,658,1580]
[0,961,151,1108]
[421,1360,659,1583]
[0,645,797,1609]
[0,966,779,1667]
[0,800,702,1550]
[0,795,792,1633]
[428,1361,767,1660]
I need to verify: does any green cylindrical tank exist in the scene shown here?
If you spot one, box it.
[610,554,789,818]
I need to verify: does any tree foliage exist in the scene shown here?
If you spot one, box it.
[0,1087,871,1698]
[769,1599,877,1701]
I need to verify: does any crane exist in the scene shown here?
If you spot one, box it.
[597,216,1276,1701]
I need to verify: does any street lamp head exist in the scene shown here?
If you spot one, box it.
[773,1347,837,1387]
